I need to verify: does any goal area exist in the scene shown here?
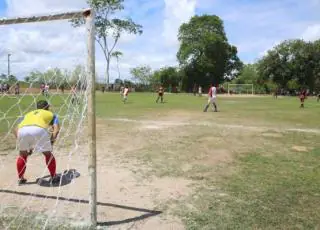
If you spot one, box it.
[0,9,97,228]
[227,84,254,95]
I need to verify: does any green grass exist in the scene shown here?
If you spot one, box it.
[1,92,320,229]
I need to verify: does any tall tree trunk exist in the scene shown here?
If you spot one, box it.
[117,58,121,80]
[106,59,110,90]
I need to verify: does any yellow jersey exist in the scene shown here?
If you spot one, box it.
[18,109,57,129]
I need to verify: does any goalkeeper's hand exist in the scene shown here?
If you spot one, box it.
[50,135,57,145]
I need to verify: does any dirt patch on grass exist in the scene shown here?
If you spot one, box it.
[197,149,233,166]
[0,118,193,229]
[292,145,309,152]
[261,132,283,138]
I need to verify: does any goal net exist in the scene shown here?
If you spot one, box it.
[227,84,254,95]
[0,9,97,228]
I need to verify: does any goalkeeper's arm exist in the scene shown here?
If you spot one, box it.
[50,115,60,144]
[51,124,60,144]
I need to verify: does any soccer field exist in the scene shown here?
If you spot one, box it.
[0,92,320,229]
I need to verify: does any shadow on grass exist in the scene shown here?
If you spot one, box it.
[0,188,162,227]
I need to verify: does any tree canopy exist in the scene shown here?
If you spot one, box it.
[71,0,143,87]
[177,15,243,90]
[257,39,320,93]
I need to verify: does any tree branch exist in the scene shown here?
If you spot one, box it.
[108,35,120,56]
[96,38,109,61]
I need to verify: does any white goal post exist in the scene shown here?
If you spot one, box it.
[227,84,254,95]
[0,9,97,227]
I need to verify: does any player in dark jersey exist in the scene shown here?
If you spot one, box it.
[299,89,307,108]
[156,85,164,103]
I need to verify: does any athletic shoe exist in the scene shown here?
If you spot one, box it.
[18,178,27,185]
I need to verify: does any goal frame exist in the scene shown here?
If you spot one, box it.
[0,9,97,227]
[227,83,254,95]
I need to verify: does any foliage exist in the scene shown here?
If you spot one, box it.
[177,14,243,90]
[152,66,181,88]
[71,0,143,86]
[257,39,320,92]
[130,65,153,86]
[24,65,86,89]
[232,64,258,84]
[112,50,123,80]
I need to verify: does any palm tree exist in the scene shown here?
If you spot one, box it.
[111,51,123,81]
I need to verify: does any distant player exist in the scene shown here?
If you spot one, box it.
[203,83,218,112]
[120,85,124,99]
[156,85,164,103]
[44,84,50,97]
[317,92,320,102]
[40,83,45,95]
[198,86,202,97]
[14,100,61,185]
[299,88,307,108]
[123,86,129,103]
[15,83,20,95]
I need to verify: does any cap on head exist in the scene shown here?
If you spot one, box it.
[37,100,50,110]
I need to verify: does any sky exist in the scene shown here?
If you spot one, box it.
[0,0,319,82]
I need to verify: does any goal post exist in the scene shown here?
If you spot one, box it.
[227,84,254,95]
[0,9,97,227]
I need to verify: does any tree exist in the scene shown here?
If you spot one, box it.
[152,67,181,89]
[25,71,43,84]
[232,64,258,84]
[177,15,242,90]
[7,75,18,84]
[114,78,123,85]
[71,0,143,88]
[111,51,123,80]
[130,65,153,86]
[257,39,320,92]
[0,74,7,83]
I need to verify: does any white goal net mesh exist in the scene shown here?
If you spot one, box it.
[227,84,254,95]
[0,10,94,229]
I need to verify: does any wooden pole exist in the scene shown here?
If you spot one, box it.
[85,9,97,227]
[0,9,91,25]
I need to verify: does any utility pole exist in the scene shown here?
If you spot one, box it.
[7,53,11,77]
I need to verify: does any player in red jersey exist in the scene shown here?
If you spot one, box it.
[299,88,307,108]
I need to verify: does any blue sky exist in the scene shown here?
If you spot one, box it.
[0,0,319,81]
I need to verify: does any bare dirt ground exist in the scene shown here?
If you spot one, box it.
[1,110,319,229]
[0,116,195,230]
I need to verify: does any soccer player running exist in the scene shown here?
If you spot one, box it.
[203,83,218,112]
[14,100,61,185]
[156,85,164,103]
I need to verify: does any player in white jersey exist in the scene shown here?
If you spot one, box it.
[203,84,218,112]
[123,86,129,103]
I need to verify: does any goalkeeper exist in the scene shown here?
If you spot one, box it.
[14,100,60,185]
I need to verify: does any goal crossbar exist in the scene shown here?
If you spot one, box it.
[0,9,91,25]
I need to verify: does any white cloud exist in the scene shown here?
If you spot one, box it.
[0,0,184,82]
[162,0,196,47]
[1,0,318,82]
[5,0,87,16]
[302,24,320,41]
